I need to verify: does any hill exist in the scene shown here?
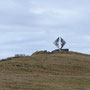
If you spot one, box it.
[0,51,90,90]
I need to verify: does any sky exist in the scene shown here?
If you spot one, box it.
[0,0,90,59]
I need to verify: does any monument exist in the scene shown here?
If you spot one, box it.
[53,37,69,52]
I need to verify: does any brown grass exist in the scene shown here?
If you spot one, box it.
[0,51,90,90]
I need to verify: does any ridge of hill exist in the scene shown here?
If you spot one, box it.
[0,51,90,90]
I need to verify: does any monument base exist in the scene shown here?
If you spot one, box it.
[60,49,69,52]
[52,49,69,53]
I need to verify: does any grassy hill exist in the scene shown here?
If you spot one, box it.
[0,51,90,90]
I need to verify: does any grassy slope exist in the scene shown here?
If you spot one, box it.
[0,51,90,90]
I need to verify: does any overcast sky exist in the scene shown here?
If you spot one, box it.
[0,0,90,58]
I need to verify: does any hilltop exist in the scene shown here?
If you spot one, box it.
[0,51,90,90]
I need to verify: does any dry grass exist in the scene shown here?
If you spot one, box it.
[0,51,90,90]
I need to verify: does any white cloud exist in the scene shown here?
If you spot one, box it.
[0,0,90,58]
